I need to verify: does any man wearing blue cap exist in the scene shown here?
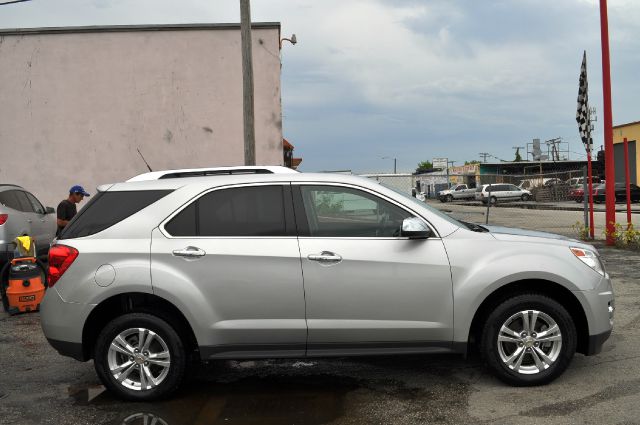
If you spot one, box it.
[56,185,90,237]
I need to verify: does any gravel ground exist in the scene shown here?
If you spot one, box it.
[1,245,639,425]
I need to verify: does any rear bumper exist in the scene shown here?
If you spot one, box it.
[40,286,94,361]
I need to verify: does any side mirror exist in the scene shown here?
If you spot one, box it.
[401,217,432,239]
[46,207,55,214]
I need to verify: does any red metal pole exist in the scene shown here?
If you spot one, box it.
[624,137,631,225]
[599,0,616,244]
[587,152,595,239]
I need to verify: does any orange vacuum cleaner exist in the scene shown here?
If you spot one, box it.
[0,236,47,315]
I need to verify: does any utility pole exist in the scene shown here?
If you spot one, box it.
[479,153,490,163]
[599,0,616,244]
[240,0,256,165]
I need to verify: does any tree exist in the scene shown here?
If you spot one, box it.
[514,148,522,162]
[464,160,480,165]
[415,161,433,173]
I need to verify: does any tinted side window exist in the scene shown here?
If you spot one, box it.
[60,190,172,239]
[24,192,45,214]
[165,202,197,236]
[0,190,22,211]
[13,191,35,213]
[299,186,412,237]
[199,186,286,236]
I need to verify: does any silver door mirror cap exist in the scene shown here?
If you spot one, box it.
[401,217,432,239]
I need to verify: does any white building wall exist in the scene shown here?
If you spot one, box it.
[0,24,283,207]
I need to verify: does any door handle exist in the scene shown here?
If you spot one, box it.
[27,219,32,223]
[307,251,342,264]
[172,246,206,258]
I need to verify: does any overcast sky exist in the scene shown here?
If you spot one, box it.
[1,0,638,172]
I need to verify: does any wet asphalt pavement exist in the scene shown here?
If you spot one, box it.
[1,245,639,425]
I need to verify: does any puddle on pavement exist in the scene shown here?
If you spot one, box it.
[70,375,359,425]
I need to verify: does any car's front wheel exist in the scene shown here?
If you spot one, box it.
[480,294,576,386]
[521,194,531,201]
[446,194,454,202]
[94,313,187,401]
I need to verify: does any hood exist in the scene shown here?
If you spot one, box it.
[483,225,577,242]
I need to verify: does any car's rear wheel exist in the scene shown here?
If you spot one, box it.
[480,294,576,386]
[94,313,187,401]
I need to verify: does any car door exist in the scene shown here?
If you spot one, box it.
[0,190,30,247]
[488,184,502,201]
[293,183,453,355]
[10,190,41,244]
[507,184,522,200]
[23,191,55,253]
[150,183,307,358]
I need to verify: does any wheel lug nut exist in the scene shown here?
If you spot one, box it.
[532,333,537,338]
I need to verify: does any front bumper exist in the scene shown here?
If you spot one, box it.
[587,330,612,355]
[577,273,615,355]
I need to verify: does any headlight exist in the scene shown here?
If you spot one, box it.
[570,247,605,276]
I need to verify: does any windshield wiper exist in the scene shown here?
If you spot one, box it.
[460,221,489,232]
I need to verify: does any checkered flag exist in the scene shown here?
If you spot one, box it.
[576,51,593,153]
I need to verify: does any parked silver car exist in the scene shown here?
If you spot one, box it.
[0,184,57,262]
[40,172,614,401]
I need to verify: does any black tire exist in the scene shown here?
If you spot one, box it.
[446,194,454,203]
[94,313,187,401]
[575,197,583,203]
[521,194,530,202]
[480,293,577,386]
[489,196,498,205]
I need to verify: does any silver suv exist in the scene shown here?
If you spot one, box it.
[0,184,56,262]
[41,172,614,401]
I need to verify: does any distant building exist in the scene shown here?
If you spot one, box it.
[0,23,284,206]
[613,121,639,184]
[283,138,303,170]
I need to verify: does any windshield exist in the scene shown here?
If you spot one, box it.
[378,182,464,228]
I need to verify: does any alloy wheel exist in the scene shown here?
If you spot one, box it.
[497,310,562,375]
[107,328,171,391]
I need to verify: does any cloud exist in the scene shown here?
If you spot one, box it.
[0,0,637,171]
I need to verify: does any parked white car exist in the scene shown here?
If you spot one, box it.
[475,184,532,204]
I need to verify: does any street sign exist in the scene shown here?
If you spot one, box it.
[432,157,448,170]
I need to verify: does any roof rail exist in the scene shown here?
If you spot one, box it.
[127,166,298,182]
[0,184,24,189]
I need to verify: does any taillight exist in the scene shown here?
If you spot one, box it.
[48,244,79,287]
[0,214,7,225]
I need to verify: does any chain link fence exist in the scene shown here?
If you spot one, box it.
[357,169,639,239]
